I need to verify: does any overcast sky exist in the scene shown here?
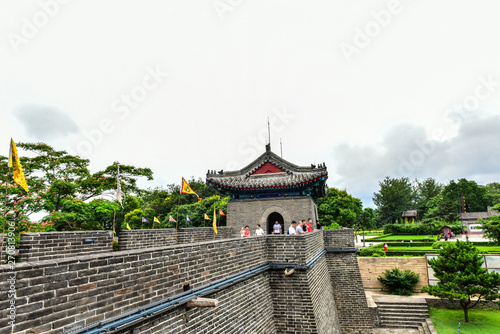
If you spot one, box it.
[2,1,500,207]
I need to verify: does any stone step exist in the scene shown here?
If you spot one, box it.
[377,302,428,308]
[379,321,422,329]
[418,325,425,334]
[421,321,430,334]
[380,315,428,322]
[378,308,429,314]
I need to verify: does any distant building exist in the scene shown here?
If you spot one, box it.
[458,206,499,234]
[206,144,328,234]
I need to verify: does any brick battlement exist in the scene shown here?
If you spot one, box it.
[0,229,372,334]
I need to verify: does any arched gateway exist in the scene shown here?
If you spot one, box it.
[206,144,328,234]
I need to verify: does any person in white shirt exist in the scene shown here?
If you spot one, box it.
[255,224,265,236]
[272,221,282,235]
[288,221,297,235]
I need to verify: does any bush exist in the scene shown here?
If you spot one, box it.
[113,240,119,252]
[432,241,448,249]
[324,222,342,229]
[378,267,420,295]
[383,222,462,235]
[358,248,386,257]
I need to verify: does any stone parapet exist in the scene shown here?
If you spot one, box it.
[19,230,112,262]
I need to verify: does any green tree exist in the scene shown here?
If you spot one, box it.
[423,194,458,223]
[373,177,415,224]
[0,142,153,231]
[415,178,442,218]
[483,182,500,207]
[356,207,376,245]
[481,206,500,245]
[422,240,500,322]
[442,179,489,213]
[317,187,363,227]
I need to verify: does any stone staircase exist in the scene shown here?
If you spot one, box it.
[373,296,438,334]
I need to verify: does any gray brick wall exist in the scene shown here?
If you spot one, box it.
[119,227,234,250]
[0,228,372,334]
[0,237,268,333]
[327,252,372,333]
[19,231,113,262]
[122,272,276,334]
[323,228,355,248]
[266,230,324,265]
[308,255,341,334]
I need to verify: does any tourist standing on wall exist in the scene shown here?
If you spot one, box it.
[240,227,245,237]
[272,221,282,235]
[316,220,323,230]
[306,219,313,232]
[296,221,304,234]
[288,221,297,235]
[244,226,251,237]
[255,224,265,236]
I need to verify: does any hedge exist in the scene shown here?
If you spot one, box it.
[383,223,462,235]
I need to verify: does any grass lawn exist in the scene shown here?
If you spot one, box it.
[383,246,500,254]
[429,307,500,334]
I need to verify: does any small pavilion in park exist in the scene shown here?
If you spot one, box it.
[206,144,328,234]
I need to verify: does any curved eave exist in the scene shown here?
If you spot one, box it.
[208,175,326,192]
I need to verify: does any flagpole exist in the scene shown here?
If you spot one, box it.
[175,189,180,244]
[0,176,8,264]
[1,141,12,262]
[112,208,116,243]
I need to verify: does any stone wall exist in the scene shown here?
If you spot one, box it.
[118,227,233,251]
[227,196,318,235]
[323,228,355,248]
[0,237,267,333]
[266,230,324,265]
[308,255,340,334]
[19,231,113,262]
[324,229,372,333]
[122,272,277,334]
[357,257,430,292]
[0,229,372,334]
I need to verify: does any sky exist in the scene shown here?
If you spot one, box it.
[1,0,500,208]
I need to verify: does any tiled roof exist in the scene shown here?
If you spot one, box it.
[206,146,328,196]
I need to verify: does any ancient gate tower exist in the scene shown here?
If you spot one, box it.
[206,144,328,234]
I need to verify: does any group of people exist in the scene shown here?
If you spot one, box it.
[240,218,324,237]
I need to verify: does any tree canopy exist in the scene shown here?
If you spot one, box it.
[422,240,500,322]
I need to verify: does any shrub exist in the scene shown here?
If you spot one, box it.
[113,240,119,252]
[378,267,420,295]
[432,241,448,249]
[358,248,386,257]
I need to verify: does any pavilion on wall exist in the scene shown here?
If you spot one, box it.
[206,144,328,234]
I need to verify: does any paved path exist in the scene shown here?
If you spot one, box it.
[372,328,419,334]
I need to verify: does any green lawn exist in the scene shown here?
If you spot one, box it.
[429,307,500,334]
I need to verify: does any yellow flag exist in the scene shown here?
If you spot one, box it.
[154,217,160,224]
[126,223,132,230]
[412,218,415,224]
[181,177,201,200]
[213,208,217,234]
[204,213,211,220]
[8,139,28,193]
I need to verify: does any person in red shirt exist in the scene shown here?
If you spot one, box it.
[383,243,388,252]
[243,225,251,237]
[306,219,313,233]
